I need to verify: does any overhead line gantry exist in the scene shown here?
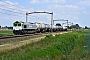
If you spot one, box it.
[53,19,68,27]
[26,11,53,32]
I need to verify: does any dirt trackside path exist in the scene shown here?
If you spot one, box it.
[0,32,69,52]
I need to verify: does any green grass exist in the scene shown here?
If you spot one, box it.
[84,30,90,50]
[0,31,85,60]
[0,30,14,36]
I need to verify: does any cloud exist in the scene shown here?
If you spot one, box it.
[0,1,34,16]
[0,1,35,26]
[48,4,81,13]
[42,0,49,3]
[52,0,66,3]
[0,0,89,27]
[78,0,90,6]
[5,1,18,5]
[54,13,79,20]
[47,4,82,24]
[30,0,66,4]
[30,0,40,4]
[82,11,90,14]
[49,4,79,9]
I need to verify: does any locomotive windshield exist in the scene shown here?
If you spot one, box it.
[14,24,17,26]
[13,23,21,26]
[18,24,21,26]
[13,21,22,27]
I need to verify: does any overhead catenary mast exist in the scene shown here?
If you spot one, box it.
[53,19,68,27]
[26,11,53,32]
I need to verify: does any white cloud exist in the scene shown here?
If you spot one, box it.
[0,0,90,27]
[54,13,79,20]
[78,0,90,6]
[82,11,90,14]
[0,1,34,14]
[30,0,66,4]
[5,1,18,5]
[48,4,80,13]
[30,0,40,4]
[42,0,49,3]
[0,1,35,26]
[48,4,82,24]
[52,0,66,3]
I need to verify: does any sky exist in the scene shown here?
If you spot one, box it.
[0,0,90,27]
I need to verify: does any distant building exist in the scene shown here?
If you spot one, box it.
[0,28,8,30]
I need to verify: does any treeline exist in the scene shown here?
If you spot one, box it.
[0,26,13,30]
[68,24,90,30]
[84,26,90,29]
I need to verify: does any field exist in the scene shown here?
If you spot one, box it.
[0,31,87,60]
[84,30,90,50]
[0,30,14,36]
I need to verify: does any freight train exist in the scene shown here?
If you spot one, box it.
[13,21,67,35]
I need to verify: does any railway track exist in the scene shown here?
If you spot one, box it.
[0,32,51,39]
[0,31,69,44]
[0,32,51,43]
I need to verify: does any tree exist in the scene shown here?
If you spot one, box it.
[7,26,13,29]
[5,26,7,28]
[70,25,76,28]
[75,24,80,29]
[70,24,80,29]
[85,26,88,29]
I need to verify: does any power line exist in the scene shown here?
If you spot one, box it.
[0,10,25,18]
[0,0,51,21]
[0,8,50,22]
[0,7,49,20]
[29,15,50,20]
[0,10,49,21]
[28,12,51,20]
[0,4,26,13]
[0,1,42,19]
[0,0,28,16]
[0,0,26,11]
[0,7,25,15]
[0,8,48,20]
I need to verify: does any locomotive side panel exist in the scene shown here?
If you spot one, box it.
[22,22,37,33]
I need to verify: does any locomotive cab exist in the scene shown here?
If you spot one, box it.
[13,21,23,35]
[13,21,23,30]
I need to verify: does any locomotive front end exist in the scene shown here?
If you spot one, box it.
[13,21,23,35]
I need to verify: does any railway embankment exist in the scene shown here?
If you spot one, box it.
[0,31,69,51]
[0,31,86,60]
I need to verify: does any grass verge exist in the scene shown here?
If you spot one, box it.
[0,31,85,60]
[0,30,14,36]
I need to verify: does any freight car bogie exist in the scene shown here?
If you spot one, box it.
[22,29,37,34]
[63,29,67,31]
